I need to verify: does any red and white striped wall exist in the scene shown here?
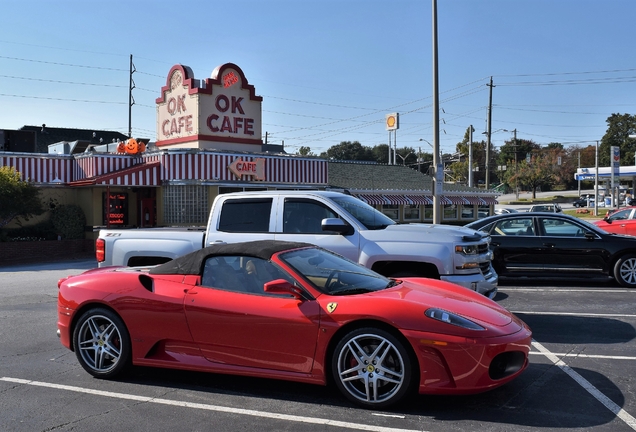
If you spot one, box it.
[158,151,328,184]
[0,154,74,183]
[0,150,328,187]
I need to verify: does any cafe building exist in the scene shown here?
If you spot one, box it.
[0,63,498,237]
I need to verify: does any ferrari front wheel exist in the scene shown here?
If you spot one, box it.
[332,327,414,408]
[73,308,131,378]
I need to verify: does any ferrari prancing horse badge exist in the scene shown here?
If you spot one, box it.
[327,302,338,313]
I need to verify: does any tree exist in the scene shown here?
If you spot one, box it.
[515,151,559,198]
[0,166,44,228]
[320,141,375,161]
[447,127,488,185]
[298,146,314,156]
[371,144,390,164]
[599,113,636,167]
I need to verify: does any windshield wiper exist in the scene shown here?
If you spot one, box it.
[330,287,373,296]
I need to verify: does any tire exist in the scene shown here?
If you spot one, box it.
[73,308,131,378]
[574,203,580,208]
[331,327,414,408]
[614,254,636,288]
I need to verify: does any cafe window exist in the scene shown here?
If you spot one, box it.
[443,204,458,219]
[478,205,491,218]
[461,206,476,219]
[423,205,433,220]
[404,204,421,221]
[164,185,209,225]
[381,205,400,220]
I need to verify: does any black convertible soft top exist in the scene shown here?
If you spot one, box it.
[148,240,312,275]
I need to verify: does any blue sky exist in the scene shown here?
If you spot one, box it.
[1,0,635,157]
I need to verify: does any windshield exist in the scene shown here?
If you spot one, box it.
[279,247,394,295]
[331,195,396,230]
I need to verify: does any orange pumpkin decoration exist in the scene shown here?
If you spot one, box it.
[126,138,139,154]
[116,142,126,153]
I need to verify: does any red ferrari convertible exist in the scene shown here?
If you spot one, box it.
[57,240,531,408]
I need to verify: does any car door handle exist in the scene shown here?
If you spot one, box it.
[543,243,556,248]
[491,242,500,247]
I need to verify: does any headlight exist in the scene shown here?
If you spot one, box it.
[455,245,478,255]
[425,308,485,330]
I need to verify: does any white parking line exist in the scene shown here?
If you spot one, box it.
[529,352,636,361]
[513,311,636,318]
[503,288,635,293]
[0,377,423,432]
[531,341,636,430]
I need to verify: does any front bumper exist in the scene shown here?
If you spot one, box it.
[441,264,499,299]
[402,321,532,395]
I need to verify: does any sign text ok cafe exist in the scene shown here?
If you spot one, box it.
[156,63,263,152]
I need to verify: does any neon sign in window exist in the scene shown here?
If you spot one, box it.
[103,192,128,226]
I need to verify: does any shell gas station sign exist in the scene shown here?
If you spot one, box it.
[156,63,263,151]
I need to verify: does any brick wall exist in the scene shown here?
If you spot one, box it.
[0,240,95,266]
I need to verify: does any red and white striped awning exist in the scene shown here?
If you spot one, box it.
[69,161,161,187]
[404,195,433,205]
[355,194,387,205]
[444,196,469,205]
[382,194,411,205]
[463,196,483,205]
[480,197,499,205]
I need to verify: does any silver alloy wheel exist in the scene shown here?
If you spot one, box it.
[618,255,636,286]
[336,333,406,404]
[77,314,123,373]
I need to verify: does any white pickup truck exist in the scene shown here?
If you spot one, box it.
[96,190,498,297]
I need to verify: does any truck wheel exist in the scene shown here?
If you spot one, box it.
[331,327,414,408]
[73,308,131,378]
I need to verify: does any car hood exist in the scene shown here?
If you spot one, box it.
[362,223,486,243]
[379,279,512,326]
[321,278,526,339]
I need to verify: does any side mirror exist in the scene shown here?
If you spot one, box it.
[264,279,304,299]
[321,218,353,235]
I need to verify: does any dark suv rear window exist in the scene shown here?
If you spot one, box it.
[218,198,272,232]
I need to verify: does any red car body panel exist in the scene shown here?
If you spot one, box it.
[594,206,636,236]
[58,248,531,394]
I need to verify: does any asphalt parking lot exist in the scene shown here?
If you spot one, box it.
[0,260,634,431]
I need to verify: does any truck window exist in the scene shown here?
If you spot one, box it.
[218,199,272,232]
[283,199,339,233]
[331,195,395,230]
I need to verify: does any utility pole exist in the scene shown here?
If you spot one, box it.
[577,151,581,197]
[128,54,136,138]
[431,0,441,224]
[595,140,599,217]
[485,77,494,189]
[468,125,474,187]
[513,128,518,200]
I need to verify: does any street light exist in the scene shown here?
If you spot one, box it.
[396,152,415,166]
[419,138,441,159]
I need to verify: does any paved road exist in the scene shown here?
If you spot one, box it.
[496,189,617,216]
[1,261,635,431]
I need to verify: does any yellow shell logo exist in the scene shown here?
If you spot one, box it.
[327,302,338,313]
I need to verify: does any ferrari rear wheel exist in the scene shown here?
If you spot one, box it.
[332,327,414,408]
[73,308,131,378]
